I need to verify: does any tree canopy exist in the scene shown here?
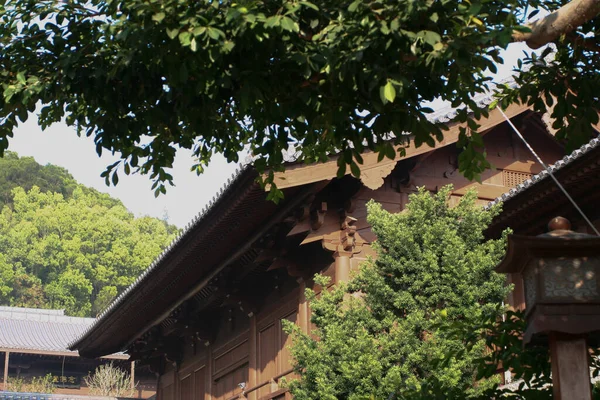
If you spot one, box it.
[285,187,511,399]
[0,151,79,205]
[1,0,599,199]
[0,154,178,316]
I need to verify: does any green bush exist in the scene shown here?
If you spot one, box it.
[286,186,510,399]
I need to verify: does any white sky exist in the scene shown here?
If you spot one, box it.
[9,43,532,228]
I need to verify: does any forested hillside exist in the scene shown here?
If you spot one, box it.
[0,153,178,316]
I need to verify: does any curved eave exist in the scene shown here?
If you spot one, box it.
[70,165,259,357]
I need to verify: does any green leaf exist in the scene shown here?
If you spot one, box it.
[265,15,281,28]
[468,2,482,16]
[280,16,299,32]
[350,162,360,178]
[384,144,395,160]
[207,27,224,40]
[421,30,441,46]
[382,81,396,103]
[299,1,319,11]
[192,26,206,36]
[178,31,191,46]
[166,28,179,39]
[190,38,197,52]
[152,12,166,23]
[348,0,361,12]
[16,72,26,85]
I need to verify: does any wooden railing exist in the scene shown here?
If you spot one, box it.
[226,369,294,400]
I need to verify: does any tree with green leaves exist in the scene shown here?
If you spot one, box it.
[1,0,599,199]
[0,152,78,206]
[0,185,177,316]
[285,186,510,399]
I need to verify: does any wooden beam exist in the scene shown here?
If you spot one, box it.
[269,103,531,190]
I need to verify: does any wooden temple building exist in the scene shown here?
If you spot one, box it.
[0,306,155,398]
[70,91,599,400]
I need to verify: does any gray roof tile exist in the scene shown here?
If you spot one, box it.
[487,137,600,209]
[0,307,95,354]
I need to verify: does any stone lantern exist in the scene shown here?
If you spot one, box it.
[495,217,600,400]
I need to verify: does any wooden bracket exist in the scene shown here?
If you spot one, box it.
[310,202,327,230]
[322,215,365,255]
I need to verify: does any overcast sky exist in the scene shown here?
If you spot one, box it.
[9,43,531,228]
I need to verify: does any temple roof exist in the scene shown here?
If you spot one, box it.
[0,306,126,358]
[69,76,552,359]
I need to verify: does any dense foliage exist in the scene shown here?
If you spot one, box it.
[1,1,599,199]
[0,151,79,206]
[0,154,177,316]
[285,186,511,399]
[432,307,600,399]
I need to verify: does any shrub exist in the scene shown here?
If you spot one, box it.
[84,362,135,397]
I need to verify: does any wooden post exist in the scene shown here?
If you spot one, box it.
[549,333,592,400]
[334,251,351,283]
[3,351,8,391]
[130,361,136,394]
[248,315,257,400]
[206,345,212,400]
[297,278,309,334]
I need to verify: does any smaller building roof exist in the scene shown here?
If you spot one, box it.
[487,137,600,209]
[487,137,600,236]
[0,307,126,358]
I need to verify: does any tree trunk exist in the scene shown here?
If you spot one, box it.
[512,0,600,49]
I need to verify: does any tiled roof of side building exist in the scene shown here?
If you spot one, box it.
[486,137,600,209]
[0,306,125,357]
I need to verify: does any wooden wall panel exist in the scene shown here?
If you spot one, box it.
[279,312,297,373]
[180,374,193,400]
[162,384,174,400]
[257,323,278,398]
[194,366,206,400]
[213,363,248,400]
[213,339,248,377]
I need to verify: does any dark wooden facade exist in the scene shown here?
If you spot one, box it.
[71,105,591,400]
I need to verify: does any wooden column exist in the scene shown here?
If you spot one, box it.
[334,251,352,284]
[206,345,212,400]
[155,373,162,400]
[248,315,257,400]
[131,361,136,394]
[3,351,8,391]
[297,278,309,334]
[549,333,592,400]
[173,364,179,400]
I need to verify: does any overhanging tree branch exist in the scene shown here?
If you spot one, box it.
[513,0,600,49]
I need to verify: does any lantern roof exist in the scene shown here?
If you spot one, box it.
[496,217,600,274]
